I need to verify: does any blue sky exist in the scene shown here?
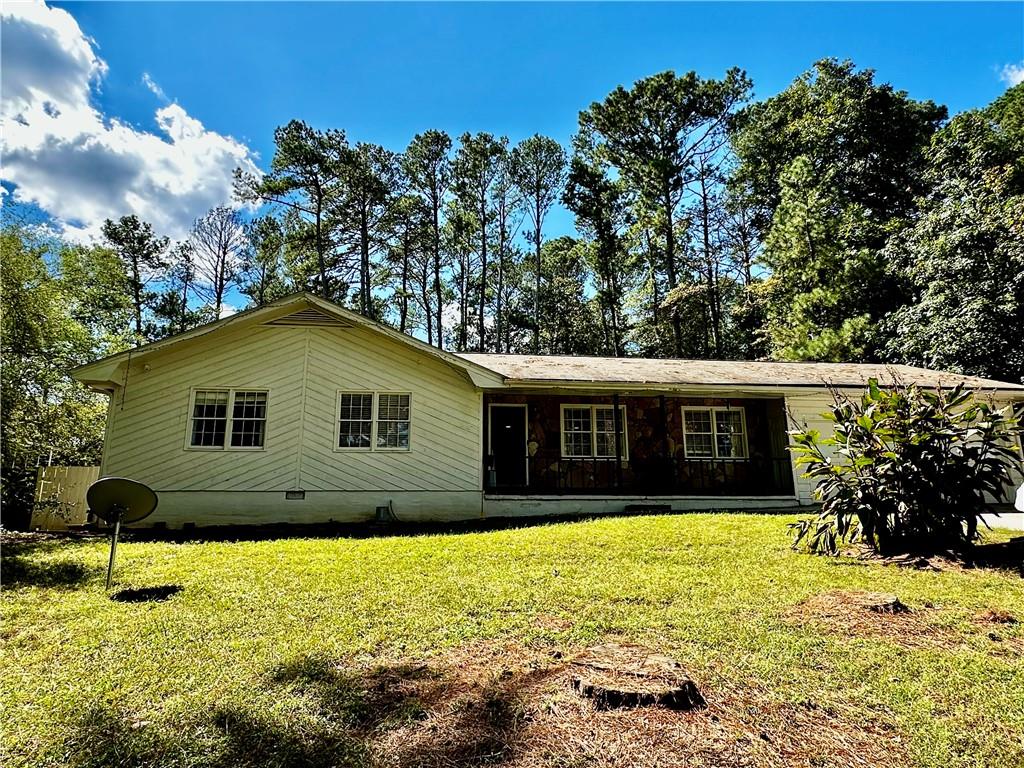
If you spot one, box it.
[3,1,1022,245]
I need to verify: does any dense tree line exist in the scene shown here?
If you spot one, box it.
[3,59,1022,523]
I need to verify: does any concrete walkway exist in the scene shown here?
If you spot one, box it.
[983,511,1024,531]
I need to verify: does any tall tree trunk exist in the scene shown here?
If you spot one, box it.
[533,193,542,354]
[432,189,443,349]
[213,252,225,320]
[496,230,505,354]
[131,256,143,342]
[458,257,468,351]
[422,258,433,346]
[314,184,330,299]
[699,175,722,357]
[177,269,191,334]
[360,207,371,319]
[478,194,487,353]
[399,230,410,334]
[609,266,622,356]
[598,275,611,353]
[662,185,682,356]
[646,228,661,349]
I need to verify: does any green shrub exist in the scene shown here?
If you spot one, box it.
[790,378,1023,554]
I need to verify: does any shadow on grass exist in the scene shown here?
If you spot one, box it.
[961,537,1024,576]
[839,535,1024,577]
[270,653,532,766]
[270,653,435,731]
[85,506,800,545]
[110,585,183,603]
[0,534,100,589]
[56,654,538,768]
[61,701,369,768]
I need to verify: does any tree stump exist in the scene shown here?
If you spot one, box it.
[857,593,909,614]
[570,644,705,711]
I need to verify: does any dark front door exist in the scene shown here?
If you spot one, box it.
[490,405,527,488]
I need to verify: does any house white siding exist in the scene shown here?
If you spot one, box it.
[77,294,1024,528]
[101,321,483,526]
[783,391,838,505]
[784,390,1024,507]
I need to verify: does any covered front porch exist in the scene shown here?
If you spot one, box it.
[483,392,796,498]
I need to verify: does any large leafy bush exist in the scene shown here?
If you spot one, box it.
[790,379,1023,554]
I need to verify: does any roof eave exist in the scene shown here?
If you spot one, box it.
[70,292,508,389]
[498,378,1024,395]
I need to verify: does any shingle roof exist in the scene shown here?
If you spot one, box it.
[457,354,1024,392]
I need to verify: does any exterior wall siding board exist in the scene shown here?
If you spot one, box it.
[785,391,1024,506]
[298,329,479,492]
[783,392,837,504]
[101,324,483,527]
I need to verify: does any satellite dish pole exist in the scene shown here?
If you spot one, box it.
[105,506,123,590]
[86,477,158,591]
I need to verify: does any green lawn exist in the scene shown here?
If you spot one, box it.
[2,514,1022,768]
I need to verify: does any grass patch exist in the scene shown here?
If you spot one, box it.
[2,514,1022,767]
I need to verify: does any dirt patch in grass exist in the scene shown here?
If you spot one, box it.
[841,536,1024,577]
[975,608,1018,625]
[787,590,953,651]
[363,641,909,768]
[788,591,1023,658]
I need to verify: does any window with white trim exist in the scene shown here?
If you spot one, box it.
[337,392,411,450]
[682,406,747,459]
[376,393,411,449]
[561,404,627,459]
[338,392,373,448]
[189,389,267,449]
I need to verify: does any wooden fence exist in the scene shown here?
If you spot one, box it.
[30,466,100,531]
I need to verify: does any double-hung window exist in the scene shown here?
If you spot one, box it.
[561,404,627,460]
[338,393,374,448]
[189,389,268,449]
[337,392,411,450]
[681,406,747,459]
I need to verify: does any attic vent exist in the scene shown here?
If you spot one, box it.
[265,308,352,328]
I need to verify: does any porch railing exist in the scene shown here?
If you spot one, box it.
[485,454,795,497]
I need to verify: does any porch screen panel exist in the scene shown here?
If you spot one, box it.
[682,409,714,457]
[594,407,625,458]
[683,407,748,459]
[339,393,373,448]
[562,408,592,457]
[715,409,747,458]
[191,390,229,447]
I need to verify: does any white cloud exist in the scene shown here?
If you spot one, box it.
[999,61,1024,87]
[141,72,167,101]
[0,1,260,242]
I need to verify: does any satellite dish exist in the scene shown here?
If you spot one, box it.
[86,477,158,589]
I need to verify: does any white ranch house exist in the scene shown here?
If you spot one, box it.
[72,293,1024,528]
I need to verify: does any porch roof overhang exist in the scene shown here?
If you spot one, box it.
[460,354,1024,397]
[488,380,856,397]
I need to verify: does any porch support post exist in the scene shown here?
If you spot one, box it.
[613,393,623,490]
[659,394,671,493]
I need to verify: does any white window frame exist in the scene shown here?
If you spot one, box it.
[336,390,376,451]
[681,406,748,459]
[185,387,269,452]
[335,391,412,452]
[559,404,628,460]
